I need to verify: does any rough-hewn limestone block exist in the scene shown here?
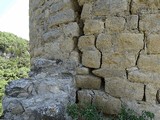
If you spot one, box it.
[84,20,104,35]
[63,22,80,37]
[126,15,138,30]
[50,0,72,14]
[102,53,136,69]
[105,17,125,32]
[33,47,44,57]
[128,67,160,84]
[93,0,128,16]
[78,90,121,115]
[147,34,160,54]
[105,77,144,100]
[138,54,160,73]
[117,33,144,54]
[42,28,63,42]
[96,33,112,53]
[140,14,160,33]
[145,84,160,104]
[82,50,101,68]
[48,9,75,27]
[76,75,101,89]
[78,35,96,52]
[93,91,121,115]
[76,66,90,75]
[81,3,92,20]
[92,68,126,78]
[131,0,160,14]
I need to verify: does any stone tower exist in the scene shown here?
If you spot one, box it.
[2,0,160,119]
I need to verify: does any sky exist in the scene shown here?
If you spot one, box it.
[0,0,29,40]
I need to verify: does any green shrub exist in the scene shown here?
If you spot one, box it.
[67,103,103,120]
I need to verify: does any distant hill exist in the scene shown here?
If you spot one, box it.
[0,32,30,116]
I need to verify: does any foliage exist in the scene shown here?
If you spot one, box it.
[67,103,103,120]
[0,31,30,116]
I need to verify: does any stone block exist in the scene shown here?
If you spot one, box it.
[93,0,128,16]
[48,9,75,27]
[81,4,92,20]
[105,17,125,32]
[96,33,112,53]
[147,34,160,54]
[76,66,89,75]
[140,14,160,33]
[126,15,138,30]
[102,53,136,69]
[105,77,144,100]
[76,75,101,89]
[78,90,121,115]
[82,50,101,68]
[92,68,126,78]
[117,33,144,54]
[84,20,104,35]
[63,22,80,37]
[131,0,160,14]
[93,91,121,115]
[78,35,96,52]
[138,54,160,73]
[128,67,160,84]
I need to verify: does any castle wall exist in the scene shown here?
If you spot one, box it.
[29,0,160,118]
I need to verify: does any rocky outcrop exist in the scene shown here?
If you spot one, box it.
[2,59,76,120]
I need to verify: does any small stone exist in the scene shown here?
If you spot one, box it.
[78,35,96,52]
[127,15,138,30]
[147,34,160,54]
[105,77,144,100]
[76,75,101,89]
[81,3,92,20]
[84,20,104,35]
[105,17,125,32]
[82,50,101,68]
[76,66,89,75]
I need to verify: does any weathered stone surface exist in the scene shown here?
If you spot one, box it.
[102,53,136,69]
[131,0,160,14]
[3,59,76,120]
[63,22,80,37]
[76,75,101,89]
[78,35,96,52]
[140,14,160,33]
[93,0,128,16]
[147,34,160,54]
[92,68,126,78]
[128,67,160,84]
[84,20,104,35]
[48,9,75,27]
[76,66,89,75]
[117,33,144,54]
[96,33,112,53]
[105,17,125,32]
[93,91,121,115]
[138,54,160,73]
[82,50,101,68]
[81,3,92,20]
[78,90,121,115]
[105,77,144,100]
[126,15,138,30]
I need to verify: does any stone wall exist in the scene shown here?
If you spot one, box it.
[29,0,160,119]
[2,0,160,119]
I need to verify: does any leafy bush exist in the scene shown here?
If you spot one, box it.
[67,103,103,120]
